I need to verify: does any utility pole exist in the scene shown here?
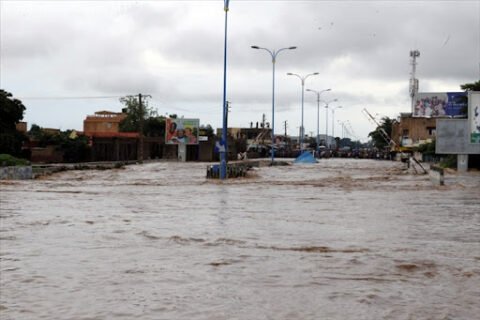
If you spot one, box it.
[225,101,231,135]
[136,93,151,164]
[284,120,288,137]
[138,93,144,163]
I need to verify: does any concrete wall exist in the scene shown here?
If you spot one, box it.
[0,166,33,180]
[31,146,64,163]
[436,119,480,154]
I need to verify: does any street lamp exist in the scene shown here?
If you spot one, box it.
[286,72,319,153]
[321,98,338,148]
[331,105,342,148]
[337,119,350,147]
[220,0,231,180]
[306,88,331,155]
[251,45,297,164]
[337,120,348,140]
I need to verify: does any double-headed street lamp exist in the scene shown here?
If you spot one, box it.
[322,99,338,148]
[251,45,296,164]
[306,88,331,155]
[337,119,351,148]
[286,72,319,153]
[337,119,349,139]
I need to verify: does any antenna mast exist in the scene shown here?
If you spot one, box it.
[409,50,420,113]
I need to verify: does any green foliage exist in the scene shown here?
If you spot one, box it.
[118,95,168,138]
[119,96,156,133]
[28,124,61,147]
[61,133,90,163]
[28,125,91,162]
[0,90,27,156]
[144,117,166,137]
[459,80,480,115]
[199,124,214,137]
[0,153,30,167]
[460,80,480,91]
[416,140,436,155]
[0,90,25,133]
[368,117,394,150]
[439,155,457,169]
[29,124,43,139]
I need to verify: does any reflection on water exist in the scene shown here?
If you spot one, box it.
[1,159,479,319]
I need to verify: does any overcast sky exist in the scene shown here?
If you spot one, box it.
[1,0,479,141]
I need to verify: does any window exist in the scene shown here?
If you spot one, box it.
[427,127,436,136]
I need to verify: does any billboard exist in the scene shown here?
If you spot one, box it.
[413,92,467,117]
[470,92,480,144]
[165,118,199,145]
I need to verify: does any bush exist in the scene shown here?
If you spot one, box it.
[439,155,457,169]
[0,154,30,167]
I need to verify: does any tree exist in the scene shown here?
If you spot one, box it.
[0,90,27,156]
[28,124,91,162]
[458,80,480,115]
[368,117,394,150]
[199,124,214,137]
[144,116,166,137]
[460,80,480,91]
[119,95,155,133]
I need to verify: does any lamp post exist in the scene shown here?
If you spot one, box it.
[331,105,342,148]
[337,119,349,147]
[306,88,331,155]
[337,120,347,139]
[321,99,338,148]
[337,120,344,143]
[286,72,319,153]
[220,0,230,180]
[251,45,296,164]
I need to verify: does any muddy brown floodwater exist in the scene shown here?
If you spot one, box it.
[1,159,479,320]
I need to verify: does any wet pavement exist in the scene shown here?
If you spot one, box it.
[1,159,479,319]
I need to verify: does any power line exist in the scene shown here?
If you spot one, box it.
[18,95,123,100]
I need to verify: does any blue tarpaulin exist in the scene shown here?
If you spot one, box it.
[294,152,317,164]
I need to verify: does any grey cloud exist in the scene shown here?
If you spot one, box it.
[1,0,478,134]
[230,1,478,83]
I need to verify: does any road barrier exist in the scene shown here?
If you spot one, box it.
[0,166,33,180]
[207,163,250,179]
[429,165,445,186]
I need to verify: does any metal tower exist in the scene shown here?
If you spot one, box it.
[409,50,420,113]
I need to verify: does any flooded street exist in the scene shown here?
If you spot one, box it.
[1,159,479,319]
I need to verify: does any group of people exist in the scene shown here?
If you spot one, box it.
[167,121,197,144]
[414,96,447,117]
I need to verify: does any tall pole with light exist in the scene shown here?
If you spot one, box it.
[220,0,230,180]
[306,88,331,155]
[286,72,319,153]
[331,105,342,148]
[322,99,338,148]
[251,45,296,164]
